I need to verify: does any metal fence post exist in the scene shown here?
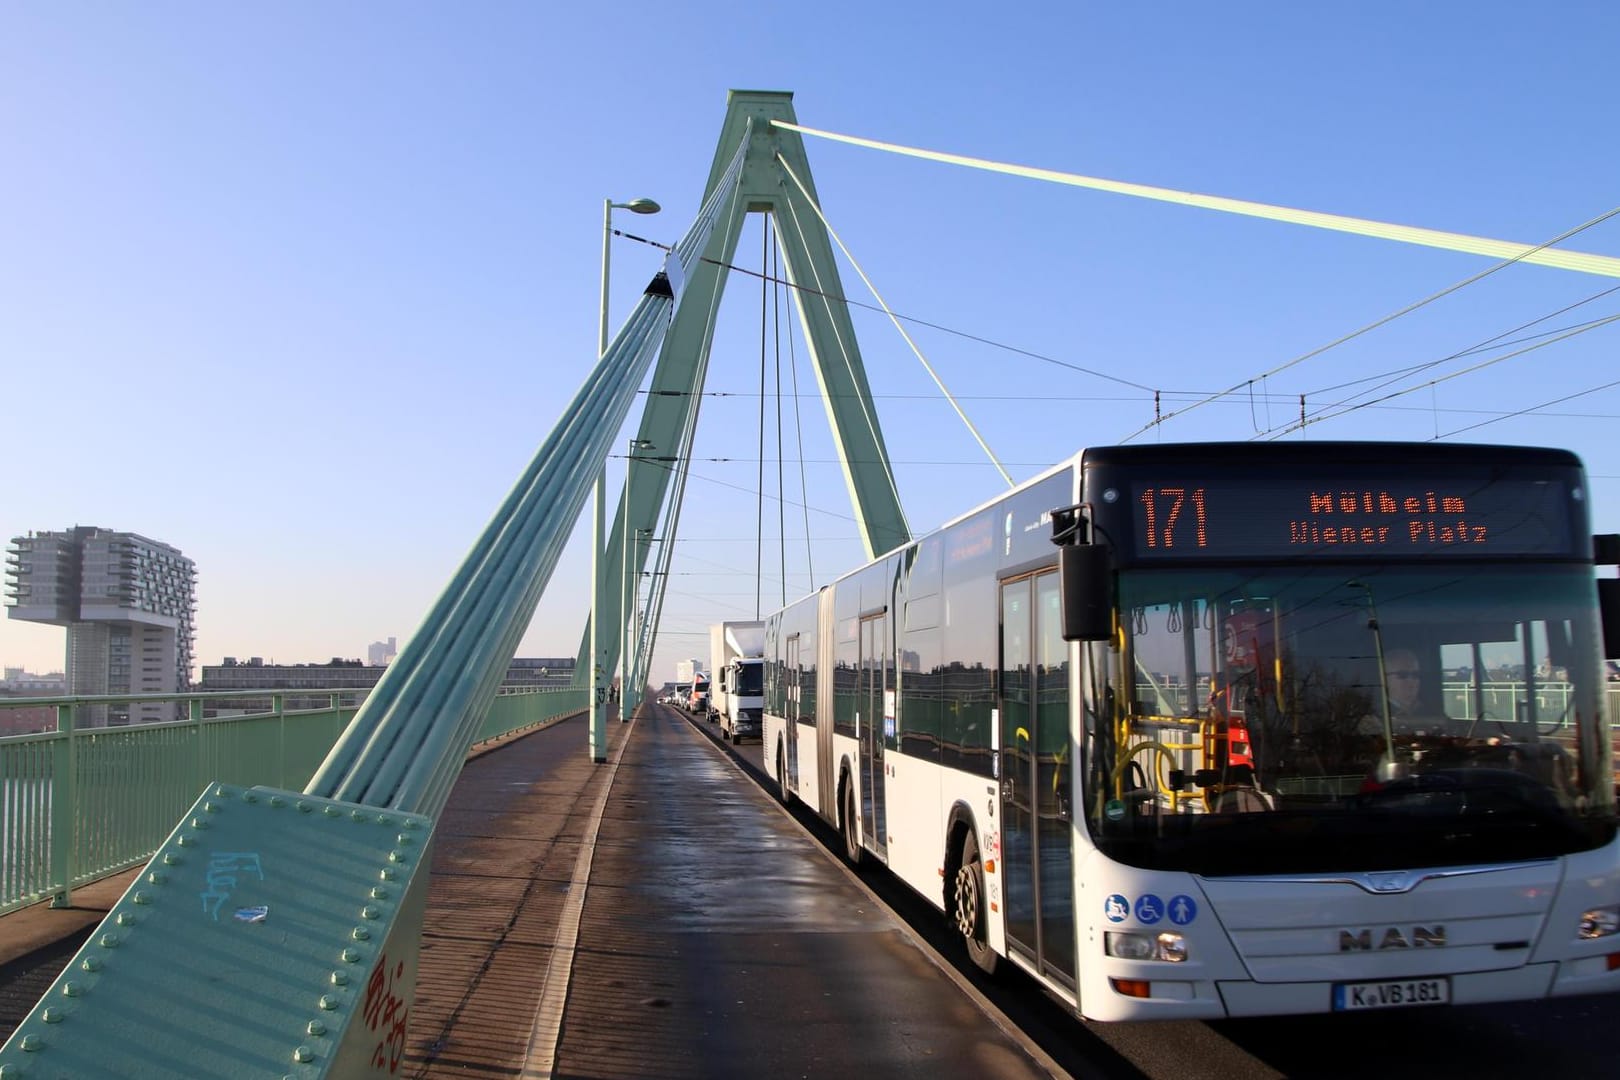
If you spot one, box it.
[277,693,288,789]
[191,697,206,796]
[49,702,76,908]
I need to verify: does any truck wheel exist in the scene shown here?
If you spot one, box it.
[841,779,863,866]
[954,831,999,976]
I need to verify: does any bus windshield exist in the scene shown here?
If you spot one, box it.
[1086,563,1617,875]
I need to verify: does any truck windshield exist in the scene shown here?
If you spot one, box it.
[1085,563,1617,875]
[736,663,764,696]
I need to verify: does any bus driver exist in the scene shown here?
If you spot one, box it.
[1363,647,1454,737]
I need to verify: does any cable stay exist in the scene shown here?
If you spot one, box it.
[776,152,1014,488]
[772,119,1620,279]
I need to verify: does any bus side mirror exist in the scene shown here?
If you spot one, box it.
[1060,543,1112,642]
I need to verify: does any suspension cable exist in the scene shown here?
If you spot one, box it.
[776,152,1013,488]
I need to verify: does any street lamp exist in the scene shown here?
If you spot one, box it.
[622,437,655,721]
[599,197,662,354]
[591,196,660,752]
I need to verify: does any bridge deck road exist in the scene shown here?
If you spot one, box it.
[406,707,1056,1080]
[551,705,1055,1079]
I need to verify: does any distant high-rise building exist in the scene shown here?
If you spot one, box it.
[4,527,197,725]
[367,636,397,667]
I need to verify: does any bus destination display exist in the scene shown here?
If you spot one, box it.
[1119,476,1576,559]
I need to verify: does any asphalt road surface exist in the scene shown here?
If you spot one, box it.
[681,703,1620,1080]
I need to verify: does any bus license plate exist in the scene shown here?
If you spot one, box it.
[1333,977,1449,1011]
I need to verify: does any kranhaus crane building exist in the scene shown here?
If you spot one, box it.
[5,526,197,725]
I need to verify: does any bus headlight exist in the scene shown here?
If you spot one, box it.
[1106,931,1188,962]
[1578,905,1620,939]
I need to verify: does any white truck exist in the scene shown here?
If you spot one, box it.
[709,620,765,743]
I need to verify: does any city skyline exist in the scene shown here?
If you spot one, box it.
[4,5,1618,689]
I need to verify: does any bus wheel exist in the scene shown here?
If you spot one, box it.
[841,779,863,866]
[954,831,999,976]
[775,742,791,806]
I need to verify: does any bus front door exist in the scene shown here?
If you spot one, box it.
[999,570,1076,985]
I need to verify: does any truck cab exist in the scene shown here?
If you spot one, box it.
[710,620,767,743]
[720,656,765,743]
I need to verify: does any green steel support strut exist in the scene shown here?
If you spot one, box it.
[575,89,910,686]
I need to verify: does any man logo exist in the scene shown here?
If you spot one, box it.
[1365,871,1413,893]
[1339,925,1445,952]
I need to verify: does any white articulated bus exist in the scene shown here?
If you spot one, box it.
[762,441,1620,1021]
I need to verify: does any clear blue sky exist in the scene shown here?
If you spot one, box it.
[4,3,1618,689]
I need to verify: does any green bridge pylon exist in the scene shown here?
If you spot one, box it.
[576,89,911,696]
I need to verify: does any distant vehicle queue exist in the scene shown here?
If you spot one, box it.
[661,674,711,716]
[658,625,767,744]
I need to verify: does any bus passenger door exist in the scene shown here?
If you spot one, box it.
[999,570,1075,985]
[860,613,889,854]
[785,633,801,789]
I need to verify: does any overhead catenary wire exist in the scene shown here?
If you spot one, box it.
[1434,377,1620,440]
[614,226,1158,393]
[1267,311,1620,438]
[1265,284,1620,438]
[1120,205,1620,442]
[634,455,860,523]
[1263,311,1620,439]
[1302,287,1620,399]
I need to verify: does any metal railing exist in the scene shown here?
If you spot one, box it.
[0,685,586,916]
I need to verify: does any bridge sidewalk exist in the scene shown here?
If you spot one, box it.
[0,714,585,973]
[0,868,141,970]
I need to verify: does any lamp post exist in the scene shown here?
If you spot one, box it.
[591,197,660,755]
[622,438,655,720]
[600,197,662,355]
